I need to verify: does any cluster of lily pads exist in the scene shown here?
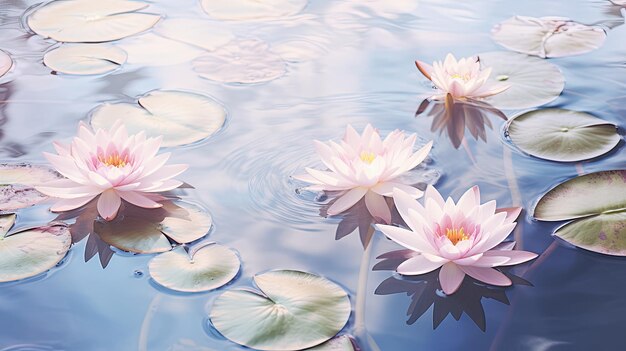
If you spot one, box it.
[0,0,623,349]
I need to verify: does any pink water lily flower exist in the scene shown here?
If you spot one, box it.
[416,53,510,100]
[377,186,537,295]
[37,121,188,221]
[294,124,433,224]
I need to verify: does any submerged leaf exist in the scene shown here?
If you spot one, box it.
[193,40,286,84]
[90,90,226,147]
[0,50,12,78]
[479,51,564,110]
[44,44,127,75]
[492,16,606,58]
[27,0,161,43]
[535,170,626,256]
[0,214,71,283]
[200,0,307,20]
[210,270,351,351]
[506,109,620,162]
[149,243,240,292]
[0,164,62,211]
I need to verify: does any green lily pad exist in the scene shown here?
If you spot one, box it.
[0,164,62,211]
[95,201,212,254]
[149,243,240,292]
[210,270,351,351]
[534,170,626,221]
[90,90,226,147]
[27,0,161,43]
[479,51,564,110]
[506,109,620,162]
[0,214,71,282]
[492,16,606,58]
[44,44,127,75]
[535,170,626,256]
[555,212,626,256]
[193,40,286,84]
[308,336,356,350]
[0,50,12,78]
[200,0,308,20]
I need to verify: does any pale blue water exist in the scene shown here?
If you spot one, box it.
[0,0,625,350]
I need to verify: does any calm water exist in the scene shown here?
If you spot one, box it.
[0,0,625,350]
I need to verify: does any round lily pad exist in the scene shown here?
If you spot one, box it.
[210,270,351,351]
[44,44,127,75]
[535,170,626,256]
[95,201,212,254]
[479,51,564,110]
[153,19,234,51]
[0,50,12,78]
[27,0,161,43]
[193,40,286,84]
[149,243,240,292]
[0,164,62,211]
[506,109,620,162]
[492,16,606,58]
[90,90,226,147]
[0,214,71,282]
[200,0,308,20]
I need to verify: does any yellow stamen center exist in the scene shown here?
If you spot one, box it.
[99,153,128,168]
[359,151,376,164]
[449,73,471,81]
[446,227,469,245]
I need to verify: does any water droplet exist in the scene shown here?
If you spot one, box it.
[496,74,509,81]
[134,270,144,278]
[561,127,569,133]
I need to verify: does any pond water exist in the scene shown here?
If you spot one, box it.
[0,0,625,350]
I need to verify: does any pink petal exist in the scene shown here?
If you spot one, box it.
[448,80,464,98]
[460,266,512,287]
[424,185,445,207]
[50,195,97,212]
[470,255,511,267]
[36,179,101,199]
[364,191,391,224]
[97,190,121,221]
[117,191,162,209]
[497,207,523,223]
[415,60,433,80]
[305,168,350,187]
[292,173,323,185]
[483,250,538,266]
[327,187,367,215]
[457,185,480,213]
[372,182,422,198]
[397,255,445,275]
[376,224,436,255]
[493,241,516,251]
[439,262,466,295]
[392,188,429,233]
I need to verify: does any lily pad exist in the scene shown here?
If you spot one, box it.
[193,40,286,84]
[492,16,606,58]
[534,170,626,256]
[0,50,12,78]
[90,90,226,147]
[153,19,234,51]
[43,44,127,75]
[308,336,356,350]
[479,51,564,110]
[149,243,240,292]
[210,270,351,351]
[506,109,620,162]
[116,33,204,66]
[27,0,161,43]
[94,201,212,254]
[0,164,62,211]
[200,0,308,20]
[0,214,71,282]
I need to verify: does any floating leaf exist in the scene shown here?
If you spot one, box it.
[90,90,226,147]
[535,170,626,256]
[479,51,564,110]
[193,40,286,84]
[95,201,212,254]
[27,0,161,43]
[43,44,127,75]
[0,50,12,78]
[506,109,620,162]
[0,164,62,211]
[0,214,71,282]
[308,336,356,350]
[153,19,234,51]
[200,0,307,20]
[492,16,606,58]
[149,243,240,292]
[116,33,204,66]
[210,270,351,351]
